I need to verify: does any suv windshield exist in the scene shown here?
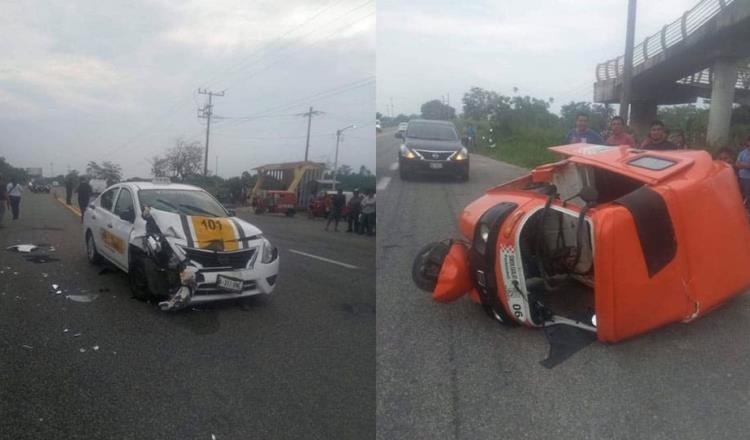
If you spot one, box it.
[139,189,227,218]
[406,122,458,141]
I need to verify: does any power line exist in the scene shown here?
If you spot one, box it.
[96,0,361,159]
[204,0,374,92]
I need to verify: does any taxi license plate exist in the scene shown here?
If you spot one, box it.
[216,275,243,293]
[429,163,443,169]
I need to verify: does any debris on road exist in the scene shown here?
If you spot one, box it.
[21,344,33,350]
[79,348,86,353]
[65,294,99,303]
[6,244,38,253]
[24,254,60,264]
[50,284,62,294]
[92,345,99,351]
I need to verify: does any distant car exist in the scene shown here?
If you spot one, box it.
[397,122,408,135]
[398,119,469,181]
[82,181,279,308]
[412,144,750,343]
[376,119,382,132]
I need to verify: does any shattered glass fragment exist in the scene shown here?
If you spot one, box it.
[66,294,99,303]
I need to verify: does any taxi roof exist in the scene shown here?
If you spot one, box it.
[548,143,705,185]
[114,181,204,192]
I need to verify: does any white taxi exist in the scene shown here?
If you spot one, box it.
[82,180,279,308]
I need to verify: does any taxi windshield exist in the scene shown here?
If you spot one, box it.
[139,189,227,218]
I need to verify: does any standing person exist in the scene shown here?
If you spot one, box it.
[640,120,677,150]
[76,176,93,223]
[565,113,604,145]
[605,116,635,147]
[0,174,7,227]
[65,174,75,205]
[670,131,688,149]
[361,189,376,236]
[735,135,750,208]
[346,188,362,233]
[325,188,346,232]
[6,177,22,220]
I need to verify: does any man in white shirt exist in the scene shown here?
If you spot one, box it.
[6,177,23,220]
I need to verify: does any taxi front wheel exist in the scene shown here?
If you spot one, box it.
[86,231,102,265]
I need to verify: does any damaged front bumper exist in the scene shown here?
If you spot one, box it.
[190,262,279,303]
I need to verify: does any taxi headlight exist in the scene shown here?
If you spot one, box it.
[261,237,278,264]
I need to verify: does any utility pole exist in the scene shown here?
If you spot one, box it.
[215,155,218,177]
[332,125,356,190]
[198,88,225,176]
[298,106,324,162]
[620,0,637,121]
[390,97,394,118]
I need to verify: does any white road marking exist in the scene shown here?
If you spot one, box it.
[288,249,360,270]
[389,162,399,171]
[376,177,391,191]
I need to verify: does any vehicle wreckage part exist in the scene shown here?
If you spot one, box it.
[433,242,473,303]
[412,241,451,293]
[469,202,519,326]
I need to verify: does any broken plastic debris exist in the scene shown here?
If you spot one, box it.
[24,255,60,264]
[212,435,217,440]
[42,273,48,278]
[63,328,69,333]
[6,244,37,253]
[21,344,33,350]
[65,294,99,303]
[73,333,81,337]
[92,345,99,351]
[79,348,86,353]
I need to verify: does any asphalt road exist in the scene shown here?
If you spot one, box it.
[376,127,750,440]
[0,190,374,440]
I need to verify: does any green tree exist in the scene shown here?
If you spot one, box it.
[421,100,456,120]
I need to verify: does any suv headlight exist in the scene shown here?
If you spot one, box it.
[399,144,417,159]
[261,237,278,264]
[452,147,469,161]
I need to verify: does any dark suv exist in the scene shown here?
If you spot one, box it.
[397,119,469,181]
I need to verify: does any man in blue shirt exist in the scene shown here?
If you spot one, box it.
[735,135,750,208]
[565,113,603,145]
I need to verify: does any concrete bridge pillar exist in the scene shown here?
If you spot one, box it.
[707,57,738,149]
[629,100,657,140]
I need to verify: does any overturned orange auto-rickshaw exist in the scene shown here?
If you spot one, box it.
[413,144,750,343]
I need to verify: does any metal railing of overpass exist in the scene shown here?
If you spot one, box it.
[596,0,736,82]
[676,65,750,90]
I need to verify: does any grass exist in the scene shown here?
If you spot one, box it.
[456,118,563,169]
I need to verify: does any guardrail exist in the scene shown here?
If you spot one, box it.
[596,0,736,81]
[676,66,750,89]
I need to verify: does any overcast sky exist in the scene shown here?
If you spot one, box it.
[0,0,375,179]
[377,0,701,117]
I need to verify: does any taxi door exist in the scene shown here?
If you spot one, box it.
[108,187,137,270]
[92,187,121,264]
